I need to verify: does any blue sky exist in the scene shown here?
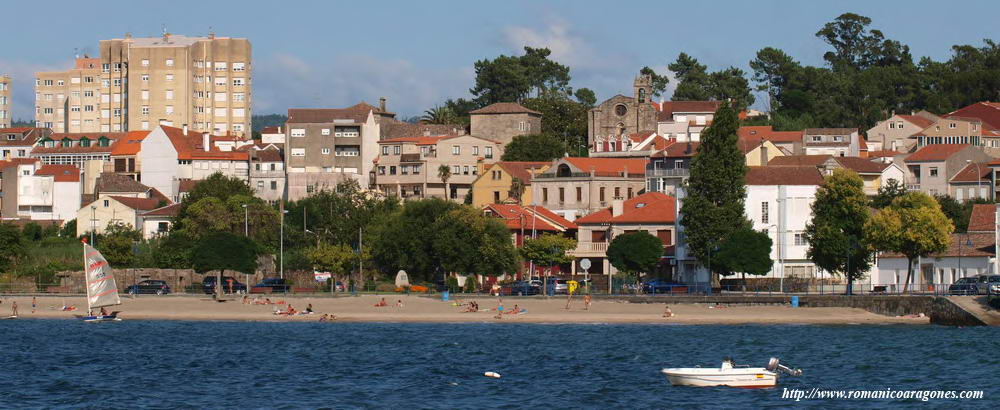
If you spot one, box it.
[2,0,998,120]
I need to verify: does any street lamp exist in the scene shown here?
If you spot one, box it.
[967,159,983,200]
[280,209,288,279]
[958,234,973,282]
[766,224,782,293]
[90,205,97,245]
[241,204,249,236]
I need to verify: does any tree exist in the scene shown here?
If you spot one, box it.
[749,47,800,110]
[509,177,526,204]
[521,90,590,142]
[431,207,518,277]
[306,243,356,289]
[152,231,193,269]
[713,226,773,291]
[815,13,911,72]
[500,133,567,162]
[470,47,571,106]
[606,231,663,279]
[680,104,751,281]
[22,222,43,241]
[804,169,874,294]
[668,53,754,109]
[367,199,461,282]
[573,88,597,107]
[709,67,755,110]
[520,234,577,276]
[421,105,457,125]
[179,194,279,252]
[438,164,452,200]
[0,223,24,273]
[60,219,77,238]
[175,172,255,230]
[191,231,259,298]
[872,178,906,208]
[98,223,142,268]
[639,66,670,97]
[865,192,953,291]
[934,195,990,233]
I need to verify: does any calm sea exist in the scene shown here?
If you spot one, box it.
[0,321,996,409]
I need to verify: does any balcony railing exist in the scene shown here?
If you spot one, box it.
[645,168,690,177]
[571,242,608,254]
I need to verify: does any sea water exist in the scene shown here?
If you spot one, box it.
[1,321,997,409]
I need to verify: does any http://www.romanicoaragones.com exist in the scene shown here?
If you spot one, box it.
[781,387,985,402]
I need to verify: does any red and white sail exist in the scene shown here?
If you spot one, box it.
[84,243,121,310]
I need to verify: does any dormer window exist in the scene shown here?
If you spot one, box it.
[6,134,14,141]
[80,138,90,147]
[61,139,72,148]
[949,123,957,129]
[98,137,110,147]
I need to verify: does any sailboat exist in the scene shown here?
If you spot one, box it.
[75,241,123,322]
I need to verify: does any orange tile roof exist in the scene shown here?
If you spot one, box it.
[745,166,823,185]
[905,144,970,162]
[35,164,80,182]
[737,126,803,143]
[948,101,1000,130]
[494,161,550,184]
[652,141,699,158]
[967,204,995,232]
[768,155,833,167]
[898,114,934,129]
[110,196,161,211]
[379,136,452,145]
[0,127,36,133]
[142,203,181,217]
[834,157,890,174]
[0,158,39,169]
[576,192,676,224]
[950,162,990,183]
[563,157,648,176]
[111,130,151,156]
[159,126,249,161]
[484,204,577,231]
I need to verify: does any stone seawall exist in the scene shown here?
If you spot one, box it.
[49,269,320,293]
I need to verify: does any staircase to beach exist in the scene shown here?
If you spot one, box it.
[945,296,1000,326]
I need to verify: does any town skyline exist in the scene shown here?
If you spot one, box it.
[2,0,1000,119]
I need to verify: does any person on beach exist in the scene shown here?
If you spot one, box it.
[305,304,314,314]
[395,300,403,308]
[506,304,521,315]
[32,297,36,314]
[662,305,674,318]
[584,294,592,310]
[374,298,388,307]
[11,301,18,317]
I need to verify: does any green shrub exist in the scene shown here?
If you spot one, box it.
[464,276,478,293]
[446,277,459,293]
[375,282,397,292]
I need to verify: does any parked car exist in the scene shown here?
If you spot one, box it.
[545,278,570,294]
[979,275,1000,295]
[125,280,171,295]
[948,277,981,295]
[505,281,541,296]
[643,280,688,294]
[202,276,248,294]
[254,278,292,293]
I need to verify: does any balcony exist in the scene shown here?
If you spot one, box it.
[646,168,690,177]
[570,242,608,256]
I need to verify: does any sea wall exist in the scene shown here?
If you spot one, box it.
[46,269,321,293]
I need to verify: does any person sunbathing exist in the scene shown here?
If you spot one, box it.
[374,298,388,307]
[286,305,297,315]
[305,304,314,314]
[505,304,521,315]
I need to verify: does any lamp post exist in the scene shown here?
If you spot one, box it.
[766,224,782,293]
[90,205,96,245]
[241,204,249,236]
[967,159,983,200]
[279,209,288,279]
[958,234,973,281]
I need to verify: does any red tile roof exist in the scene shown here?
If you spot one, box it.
[737,126,803,143]
[768,155,833,167]
[882,233,994,258]
[0,158,38,169]
[177,179,200,193]
[35,164,80,182]
[142,203,181,217]
[576,192,676,224]
[745,166,823,185]
[33,132,124,154]
[287,102,390,123]
[967,204,995,232]
[948,101,1000,130]
[651,141,699,158]
[905,144,970,162]
[0,127,45,147]
[381,121,465,139]
[834,157,890,174]
[898,114,934,129]
[111,130,151,156]
[950,162,991,183]
[0,127,36,134]
[110,196,162,211]
[469,102,541,115]
[563,157,648,176]
[159,126,249,161]
[484,204,577,231]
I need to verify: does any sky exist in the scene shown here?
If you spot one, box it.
[2,0,999,121]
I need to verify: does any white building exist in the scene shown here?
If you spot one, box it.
[655,101,722,142]
[139,125,250,200]
[874,233,994,292]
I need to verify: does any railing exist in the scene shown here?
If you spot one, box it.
[645,168,690,177]
[573,242,608,253]
[906,183,921,191]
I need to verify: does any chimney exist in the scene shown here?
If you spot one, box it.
[278,126,282,133]
[612,198,624,217]
[202,132,210,152]
[163,32,170,42]
[125,32,132,40]
[684,142,692,154]
[760,142,768,166]
[182,124,188,136]
[208,31,215,40]
[379,97,386,112]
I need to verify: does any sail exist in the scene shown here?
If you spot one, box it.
[84,243,121,309]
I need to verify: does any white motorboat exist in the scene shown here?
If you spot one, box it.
[661,357,801,388]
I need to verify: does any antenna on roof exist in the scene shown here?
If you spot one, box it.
[162,24,167,36]
[73,47,79,59]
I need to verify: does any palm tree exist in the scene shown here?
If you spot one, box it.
[421,106,456,125]
[438,164,452,200]
[509,177,525,204]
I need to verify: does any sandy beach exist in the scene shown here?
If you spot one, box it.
[0,294,932,325]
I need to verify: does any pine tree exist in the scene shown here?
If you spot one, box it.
[680,104,751,281]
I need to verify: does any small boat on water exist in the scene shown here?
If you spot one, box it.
[661,357,801,388]
[73,241,123,323]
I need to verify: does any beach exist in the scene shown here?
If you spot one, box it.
[1,294,931,324]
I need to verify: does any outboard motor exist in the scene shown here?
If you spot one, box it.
[767,357,803,377]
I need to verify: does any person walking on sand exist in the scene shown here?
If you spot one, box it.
[11,301,18,317]
[32,297,36,314]
[584,294,592,311]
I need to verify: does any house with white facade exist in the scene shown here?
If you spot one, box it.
[139,203,180,239]
[802,128,861,157]
[139,125,250,201]
[76,195,164,237]
[655,101,723,142]
[1,127,49,160]
[28,164,81,222]
[874,233,994,292]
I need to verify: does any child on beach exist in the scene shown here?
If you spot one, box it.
[395,300,404,308]
[662,305,674,318]
[584,294,592,310]
[11,301,18,317]
[305,304,314,314]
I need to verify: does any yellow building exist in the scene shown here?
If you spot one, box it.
[739,139,785,166]
[471,161,550,207]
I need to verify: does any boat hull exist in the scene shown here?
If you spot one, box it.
[661,368,777,388]
[75,312,122,322]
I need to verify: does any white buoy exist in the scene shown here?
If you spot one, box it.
[484,371,501,378]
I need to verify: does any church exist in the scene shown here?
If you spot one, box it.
[587,75,659,150]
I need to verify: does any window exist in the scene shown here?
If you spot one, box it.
[84,90,94,97]
[84,76,94,83]
[463,166,470,175]
[833,136,843,142]
[393,146,401,155]
[113,108,122,117]
[232,108,245,117]
[657,230,672,246]
[592,230,607,242]
[336,146,359,157]
[290,148,305,157]
[389,166,397,175]
[232,62,246,72]
[794,233,807,246]
[494,191,501,203]
[70,105,80,112]
[576,187,582,201]
[166,59,174,67]
[321,148,330,155]
[165,90,173,100]
[542,188,548,202]
[381,146,389,155]
[485,146,493,159]
[518,121,526,131]
[166,106,174,115]
[559,187,565,202]
[271,181,277,190]
[929,167,938,177]
[113,78,122,87]
[164,73,174,82]
[761,201,769,224]
[599,187,606,202]
[141,121,149,130]
[232,78,245,86]
[452,165,460,174]
[233,93,245,102]
[614,187,621,198]
[811,136,821,142]
[949,122,957,129]
[321,128,331,136]
[214,62,227,71]
[214,77,227,86]
[627,187,633,198]
[84,105,94,112]
[141,59,149,67]
[215,93,227,102]
[473,146,479,155]
[103,200,109,207]
[452,145,460,155]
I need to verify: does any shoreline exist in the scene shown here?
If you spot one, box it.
[0,294,932,325]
